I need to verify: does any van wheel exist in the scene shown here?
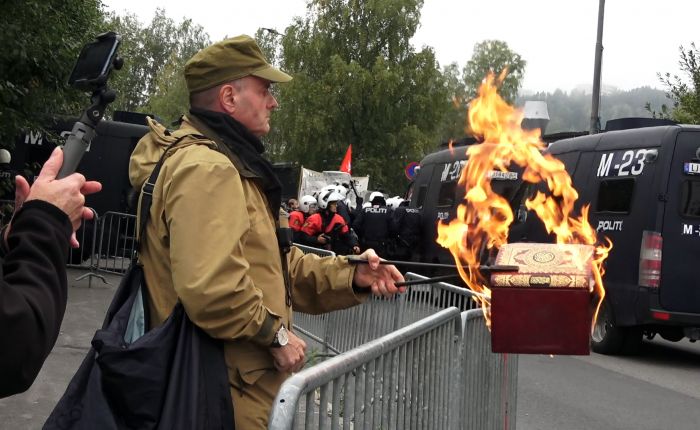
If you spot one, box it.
[591,300,641,355]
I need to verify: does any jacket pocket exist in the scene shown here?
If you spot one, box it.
[226,343,275,389]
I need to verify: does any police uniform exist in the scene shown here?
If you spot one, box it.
[353,203,393,257]
[391,205,423,260]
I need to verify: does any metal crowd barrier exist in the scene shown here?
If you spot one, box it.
[460,310,518,430]
[94,211,137,275]
[66,208,100,271]
[65,210,137,286]
[286,244,518,429]
[292,242,336,258]
[293,271,479,355]
[273,308,518,430]
[290,243,336,353]
[270,308,463,429]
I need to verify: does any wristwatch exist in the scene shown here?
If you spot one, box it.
[271,325,289,348]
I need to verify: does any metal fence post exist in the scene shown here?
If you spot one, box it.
[73,208,108,287]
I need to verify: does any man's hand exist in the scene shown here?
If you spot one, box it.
[353,248,405,298]
[5,147,102,247]
[317,234,328,245]
[269,330,307,373]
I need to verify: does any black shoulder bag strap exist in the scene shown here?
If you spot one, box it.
[135,136,235,430]
[137,135,205,247]
[135,135,203,325]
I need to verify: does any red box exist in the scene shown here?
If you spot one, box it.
[490,286,592,355]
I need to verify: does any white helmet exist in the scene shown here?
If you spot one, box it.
[334,185,348,198]
[387,197,404,210]
[317,190,345,209]
[369,191,385,205]
[299,195,317,214]
[362,202,371,209]
[319,184,335,197]
[332,182,349,198]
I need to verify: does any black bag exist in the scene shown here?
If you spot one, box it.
[44,141,234,430]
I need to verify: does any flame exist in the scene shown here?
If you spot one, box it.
[436,72,612,329]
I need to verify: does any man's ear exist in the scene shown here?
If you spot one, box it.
[219,84,236,114]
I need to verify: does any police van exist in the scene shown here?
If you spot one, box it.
[515,124,700,354]
[5,115,149,216]
[407,133,580,269]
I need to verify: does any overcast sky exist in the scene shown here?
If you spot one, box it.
[102,0,698,94]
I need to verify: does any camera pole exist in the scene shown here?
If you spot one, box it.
[57,31,122,179]
[56,86,116,179]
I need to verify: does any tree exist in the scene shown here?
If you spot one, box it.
[650,43,700,124]
[463,40,526,104]
[0,0,104,147]
[268,0,449,194]
[434,63,469,143]
[103,9,210,120]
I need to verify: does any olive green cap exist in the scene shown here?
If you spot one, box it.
[184,35,292,94]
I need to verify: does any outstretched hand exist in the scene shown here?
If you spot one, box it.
[352,248,405,298]
[6,147,101,247]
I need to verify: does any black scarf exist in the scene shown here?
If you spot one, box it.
[190,108,282,216]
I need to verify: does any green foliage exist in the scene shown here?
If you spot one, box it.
[651,43,700,124]
[0,0,104,147]
[103,9,210,122]
[463,40,526,104]
[434,63,469,144]
[433,40,526,144]
[268,0,449,194]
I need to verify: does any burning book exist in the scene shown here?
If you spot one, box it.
[490,243,595,355]
[436,72,611,355]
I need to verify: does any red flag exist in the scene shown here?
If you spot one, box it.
[339,144,352,174]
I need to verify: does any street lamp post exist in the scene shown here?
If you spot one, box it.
[590,0,605,134]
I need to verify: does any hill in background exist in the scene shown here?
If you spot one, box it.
[517,86,671,133]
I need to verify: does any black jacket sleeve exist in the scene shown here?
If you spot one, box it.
[0,200,71,398]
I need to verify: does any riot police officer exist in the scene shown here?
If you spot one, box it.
[353,192,393,257]
[391,199,423,261]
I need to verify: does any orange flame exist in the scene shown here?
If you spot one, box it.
[436,72,612,328]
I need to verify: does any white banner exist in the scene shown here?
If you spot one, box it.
[298,168,370,209]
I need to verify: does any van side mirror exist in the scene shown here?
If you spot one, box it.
[644,149,659,164]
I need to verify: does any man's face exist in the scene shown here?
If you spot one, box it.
[230,76,278,136]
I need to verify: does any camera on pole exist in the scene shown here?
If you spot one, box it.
[58,32,123,178]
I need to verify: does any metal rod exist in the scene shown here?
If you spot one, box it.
[347,258,459,269]
[395,274,461,287]
[347,257,519,273]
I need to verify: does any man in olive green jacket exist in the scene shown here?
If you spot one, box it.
[129,35,404,428]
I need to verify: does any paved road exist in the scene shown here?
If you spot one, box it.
[517,338,700,430]
[0,269,120,430]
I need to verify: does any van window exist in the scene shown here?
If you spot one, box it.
[596,178,635,213]
[437,181,457,207]
[416,185,428,208]
[680,179,700,217]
